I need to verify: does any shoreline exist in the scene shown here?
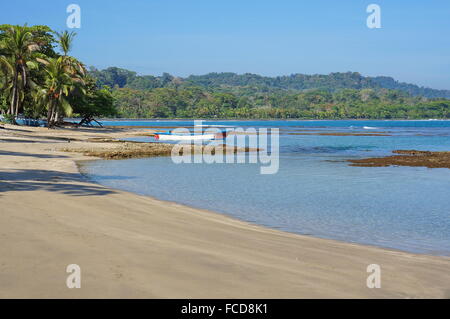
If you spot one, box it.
[1,124,449,298]
[77,159,449,258]
[72,118,450,122]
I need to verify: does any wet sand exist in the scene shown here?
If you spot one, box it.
[0,124,449,298]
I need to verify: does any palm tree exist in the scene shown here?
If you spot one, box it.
[55,30,85,78]
[55,30,76,57]
[35,56,84,127]
[0,25,40,118]
[52,31,86,124]
[0,55,14,113]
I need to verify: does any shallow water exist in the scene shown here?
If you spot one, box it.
[81,120,450,256]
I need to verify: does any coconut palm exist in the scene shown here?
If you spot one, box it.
[31,31,87,127]
[55,30,85,78]
[0,25,40,118]
[55,30,76,56]
[0,55,14,107]
[35,56,84,127]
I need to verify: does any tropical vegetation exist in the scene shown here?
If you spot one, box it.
[0,24,115,127]
[91,67,450,119]
[1,24,449,124]
[90,68,450,99]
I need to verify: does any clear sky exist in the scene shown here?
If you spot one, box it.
[1,0,449,89]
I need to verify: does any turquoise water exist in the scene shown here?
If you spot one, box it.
[81,120,450,255]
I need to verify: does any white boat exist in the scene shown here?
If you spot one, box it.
[154,131,227,141]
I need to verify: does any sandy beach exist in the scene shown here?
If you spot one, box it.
[0,124,449,298]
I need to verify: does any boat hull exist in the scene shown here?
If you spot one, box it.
[155,134,216,141]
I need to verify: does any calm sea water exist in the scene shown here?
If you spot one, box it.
[80,120,450,256]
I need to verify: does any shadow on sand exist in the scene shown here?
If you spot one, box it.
[0,169,117,196]
[0,150,69,158]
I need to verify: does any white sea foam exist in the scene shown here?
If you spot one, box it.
[194,124,234,127]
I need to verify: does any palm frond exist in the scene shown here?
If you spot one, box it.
[60,97,73,116]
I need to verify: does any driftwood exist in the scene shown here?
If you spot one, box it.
[78,117,103,128]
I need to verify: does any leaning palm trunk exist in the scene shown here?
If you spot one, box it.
[55,109,64,124]
[9,66,26,117]
[47,100,64,128]
[16,64,27,116]
[38,56,83,128]
[52,108,59,125]
[47,100,55,128]
[54,109,59,123]
[9,70,19,116]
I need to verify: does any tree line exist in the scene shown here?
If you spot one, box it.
[90,67,450,120]
[1,24,449,124]
[111,86,450,119]
[91,67,450,99]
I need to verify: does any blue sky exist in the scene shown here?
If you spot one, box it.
[1,0,449,89]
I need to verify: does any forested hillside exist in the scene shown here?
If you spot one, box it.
[2,23,448,122]
[88,67,450,119]
[90,67,450,99]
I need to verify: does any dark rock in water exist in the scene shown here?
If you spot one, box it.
[348,150,450,169]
